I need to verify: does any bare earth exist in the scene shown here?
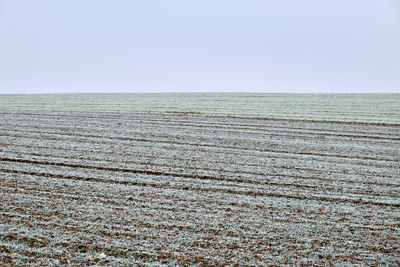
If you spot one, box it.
[1,110,399,266]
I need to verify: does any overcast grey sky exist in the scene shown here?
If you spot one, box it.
[0,0,399,94]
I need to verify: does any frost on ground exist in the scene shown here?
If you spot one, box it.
[0,111,399,266]
[1,93,400,124]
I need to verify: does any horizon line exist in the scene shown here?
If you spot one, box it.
[1,91,400,95]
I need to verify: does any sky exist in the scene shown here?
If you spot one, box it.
[0,0,399,94]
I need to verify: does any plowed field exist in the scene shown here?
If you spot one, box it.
[1,108,400,265]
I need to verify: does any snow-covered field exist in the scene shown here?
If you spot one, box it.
[1,93,400,123]
[1,94,400,265]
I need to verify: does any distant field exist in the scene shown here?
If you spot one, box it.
[1,94,399,265]
[1,93,400,124]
